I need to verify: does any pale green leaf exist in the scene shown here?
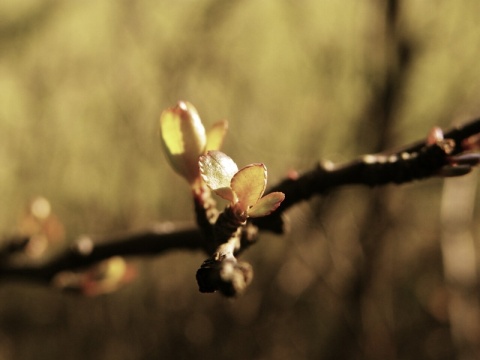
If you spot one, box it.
[247,192,285,218]
[199,150,238,191]
[230,163,266,212]
[206,120,228,151]
[159,101,206,183]
[212,187,237,203]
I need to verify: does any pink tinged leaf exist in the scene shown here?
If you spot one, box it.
[248,192,285,218]
[206,120,228,152]
[230,163,267,213]
[199,150,238,191]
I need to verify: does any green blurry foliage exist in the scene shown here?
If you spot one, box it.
[1,1,480,359]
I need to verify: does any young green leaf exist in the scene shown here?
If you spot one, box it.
[212,187,237,204]
[247,192,285,218]
[206,120,228,152]
[199,151,238,191]
[230,163,266,213]
[159,101,206,184]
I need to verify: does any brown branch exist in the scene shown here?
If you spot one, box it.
[254,118,480,232]
[1,118,480,293]
[0,224,203,283]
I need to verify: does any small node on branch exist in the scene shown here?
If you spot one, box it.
[73,235,94,256]
[196,257,253,297]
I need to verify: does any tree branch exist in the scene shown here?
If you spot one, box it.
[253,118,480,232]
[0,224,203,283]
[1,118,480,293]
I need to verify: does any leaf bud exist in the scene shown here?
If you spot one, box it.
[159,101,207,184]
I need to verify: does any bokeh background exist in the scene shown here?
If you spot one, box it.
[1,0,480,359]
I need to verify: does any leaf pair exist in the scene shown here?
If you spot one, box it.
[199,151,285,218]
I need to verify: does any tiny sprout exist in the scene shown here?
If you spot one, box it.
[199,150,285,220]
[159,101,228,186]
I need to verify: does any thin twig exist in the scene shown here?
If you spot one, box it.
[0,224,203,283]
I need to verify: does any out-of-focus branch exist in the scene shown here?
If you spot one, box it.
[0,224,204,283]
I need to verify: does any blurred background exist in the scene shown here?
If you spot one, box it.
[1,0,480,359]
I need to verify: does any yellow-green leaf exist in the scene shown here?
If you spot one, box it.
[247,192,285,218]
[230,163,266,213]
[199,150,238,192]
[159,101,206,184]
[206,120,228,152]
[212,187,237,203]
